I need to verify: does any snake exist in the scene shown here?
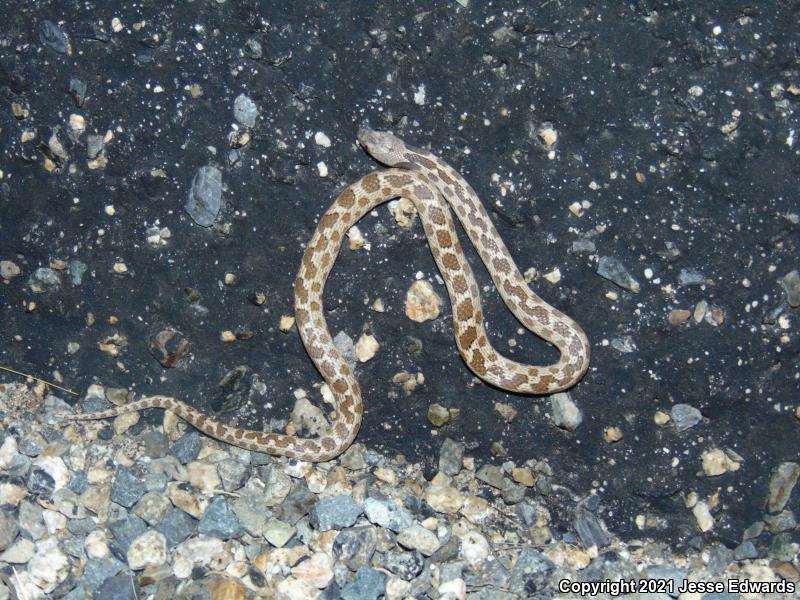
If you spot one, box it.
[63,129,591,462]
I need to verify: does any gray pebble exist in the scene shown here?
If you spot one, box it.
[107,515,148,560]
[597,256,640,292]
[333,526,377,570]
[550,392,583,431]
[82,556,129,592]
[670,403,703,432]
[155,508,197,549]
[110,466,147,508]
[170,430,202,464]
[379,550,424,580]
[733,541,758,560]
[96,574,137,600]
[217,458,250,492]
[476,464,509,490]
[575,506,610,549]
[28,267,61,292]
[198,496,242,539]
[233,93,258,127]
[69,259,87,285]
[27,465,56,496]
[646,566,685,598]
[508,549,553,595]
[678,268,706,286]
[438,437,464,476]
[767,462,800,513]
[18,499,46,540]
[781,270,800,307]
[280,480,316,525]
[340,565,386,600]
[0,509,19,552]
[69,77,87,106]
[572,238,596,253]
[186,165,222,227]
[39,20,69,54]
[363,494,413,532]
[310,495,363,531]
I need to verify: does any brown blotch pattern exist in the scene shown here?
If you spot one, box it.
[362,173,380,193]
[459,326,478,349]
[436,230,453,248]
[339,189,356,208]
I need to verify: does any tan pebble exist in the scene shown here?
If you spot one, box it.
[371,298,385,312]
[692,500,714,531]
[291,551,334,589]
[186,462,222,494]
[545,542,593,569]
[603,426,623,443]
[69,114,85,134]
[635,172,646,184]
[167,482,208,518]
[355,334,379,362]
[373,467,398,485]
[460,496,493,525]
[388,197,417,228]
[701,448,740,476]
[668,309,691,326]
[543,268,561,284]
[511,467,535,487]
[347,225,367,250]
[536,123,558,149]
[50,258,68,270]
[221,330,236,342]
[223,272,236,286]
[427,403,450,427]
[706,304,725,326]
[113,412,139,435]
[424,485,465,514]
[693,300,708,323]
[654,410,671,426]
[208,578,247,600]
[112,262,128,274]
[405,280,442,322]
[279,315,295,332]
[494,402,517,422]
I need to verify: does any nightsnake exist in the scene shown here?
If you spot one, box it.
[64,129,591,462]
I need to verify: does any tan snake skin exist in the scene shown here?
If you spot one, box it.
[63,129,590,462]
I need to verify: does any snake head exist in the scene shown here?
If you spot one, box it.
[357,128,409,167]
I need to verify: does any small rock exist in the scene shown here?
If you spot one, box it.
[341,565,386,600]
[380,550,424,581]
[678,268,706,286]
[39,20,70,54]
[28,267,61,292]
[405,280,442,322]
[110,466,147,508]
[476,465,508,490]
[291,551,334,588]
[597,256,640,292]
[309,495,363,531]
[781,270,800,307]
[333,526,378,571]
[198,496,242,539]
[186,165,222,227]
[767,462,800,513]
[363,495,413,532]
[459,531,490,568]
[427,403,450,427]
[670,403,702,431]
[425,485,465,514]
[263,518,296,548]
[438,438,465,476]
[397,524,441,556]
[0,260,20,279]
[127,530,167,570]
[550,393,583,430]
[28,538,70,593]
[233,93,258,127]
[692,501,714,532]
